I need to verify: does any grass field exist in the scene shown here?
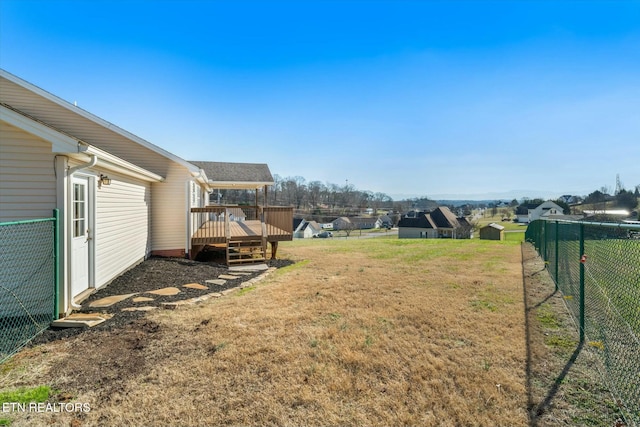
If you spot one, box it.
[0,237,529,426]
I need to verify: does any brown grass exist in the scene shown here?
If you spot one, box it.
[2,238,529,427]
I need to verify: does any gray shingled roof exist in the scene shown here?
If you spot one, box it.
[189,161,274,186]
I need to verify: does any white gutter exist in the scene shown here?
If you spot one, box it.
[191,168,211,191]
[207,180,274,190]
[67,153,97,175]
[76,144,165,182]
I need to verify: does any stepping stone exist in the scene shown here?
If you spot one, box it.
[52,313,112,328]
[218,274,239,280]
[146,287,181,296]
[206,279,226,286]
[132,296,155,303]
[89,293,137,308]
[228,272,252,276]
[122,306,158,312]
[183,283,208,290]
[229,263,268,272]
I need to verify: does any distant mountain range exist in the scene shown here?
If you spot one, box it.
[390,189,591,204]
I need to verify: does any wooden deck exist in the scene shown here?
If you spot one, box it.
[190,205,293,263]
[191,220,290,244]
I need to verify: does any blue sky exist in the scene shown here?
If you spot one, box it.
[1,1,639,200]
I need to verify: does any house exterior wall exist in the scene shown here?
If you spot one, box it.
[94,170,151,288]
[303,225,321,238]
[532,201,563,221]
[0,121,57,221]
[398,227,437,239]
[150,162,191,257]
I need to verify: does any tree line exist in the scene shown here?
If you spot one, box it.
[220,175,398,214]
[216,174,639,216]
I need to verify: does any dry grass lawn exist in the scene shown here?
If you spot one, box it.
[2,238,528,427]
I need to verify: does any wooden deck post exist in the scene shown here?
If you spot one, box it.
[270,241,278,259]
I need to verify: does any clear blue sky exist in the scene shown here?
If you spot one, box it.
[2,0,639,200]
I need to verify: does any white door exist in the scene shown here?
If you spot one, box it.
[71,176,91,297]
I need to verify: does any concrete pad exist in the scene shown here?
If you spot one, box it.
[183,283,209,290]
[147,287,181,296]
[218,274,239,280]
[206,279,226,286]
[89,293,137,308]
[132,296,155,303]
[122,306,158,312]
[229,263,269,272]
[52,313,112,328]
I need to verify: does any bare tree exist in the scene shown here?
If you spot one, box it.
[307,180,324,209]
[372,192,392,215]
[342,219,356,237]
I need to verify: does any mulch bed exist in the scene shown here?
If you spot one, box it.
[30,256,293,345]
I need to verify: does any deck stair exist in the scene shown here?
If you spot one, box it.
[226,237,267,265]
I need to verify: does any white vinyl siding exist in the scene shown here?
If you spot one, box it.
[0,121,56,221]
[94,171,151,288]
[398,227,438,239]
[151,163,190,252]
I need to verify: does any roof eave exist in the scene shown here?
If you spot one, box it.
[208,180,274,190]
[1,69,199,174]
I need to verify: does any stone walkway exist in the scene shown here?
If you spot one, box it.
[54,265,274,328]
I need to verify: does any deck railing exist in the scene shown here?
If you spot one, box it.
[190,205,294,243]
[190,206,228,243]
[263,207,294,236]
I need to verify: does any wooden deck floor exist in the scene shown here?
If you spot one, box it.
[191,220,290,244]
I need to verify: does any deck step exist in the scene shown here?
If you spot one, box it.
[226,238,266,265]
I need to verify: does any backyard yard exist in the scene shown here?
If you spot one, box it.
[0,237,623,426]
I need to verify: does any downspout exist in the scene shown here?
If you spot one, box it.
[68,154,98,175]
[66,153,98,309]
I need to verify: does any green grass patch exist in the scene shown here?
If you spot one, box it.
[236,286,256,296]
[470,299,498,312]
[537,303,560,329]
[0,385,50,405]
[504,231,525,242]
[0,385,51,426]
[545,334,577,350]
[271,259,310,276]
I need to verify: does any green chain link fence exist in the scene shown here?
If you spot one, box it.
[526,219,640,426]
[0,210,59,363]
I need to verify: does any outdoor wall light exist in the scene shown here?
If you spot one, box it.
[98,174,112,188]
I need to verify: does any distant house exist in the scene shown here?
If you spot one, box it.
[479,223,504,241]
[332,216,377,230]
[515,201,564,224]
[559,194,581,204]
[398,207,472,239]
[375,215,393,229]
[293,219,323,238]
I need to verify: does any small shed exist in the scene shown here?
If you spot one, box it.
[479,223,505,241]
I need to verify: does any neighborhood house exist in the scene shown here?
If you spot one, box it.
[398,207,472,239]
[515,201,564,224]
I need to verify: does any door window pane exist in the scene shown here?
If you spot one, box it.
[73,183,86,238]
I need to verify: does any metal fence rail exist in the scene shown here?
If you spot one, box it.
[526,219,640,426]
[0,210,58,363]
